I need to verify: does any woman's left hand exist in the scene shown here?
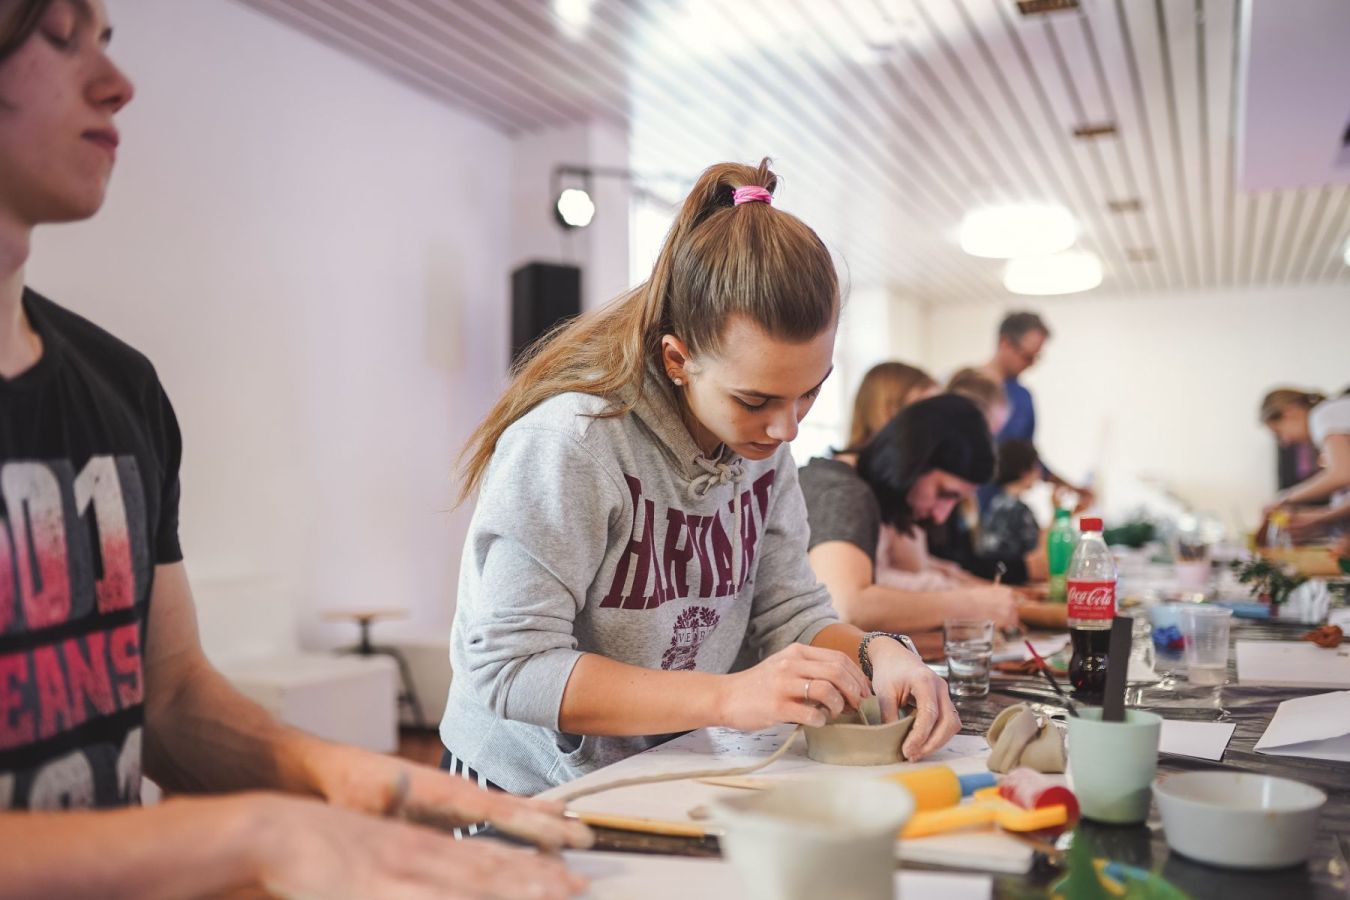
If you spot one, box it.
[866,639,962,761]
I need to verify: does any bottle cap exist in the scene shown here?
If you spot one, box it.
[1080,517,1103,532]
[1054,507,1071,520]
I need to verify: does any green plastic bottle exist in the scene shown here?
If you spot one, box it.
[1047,507,1076,603]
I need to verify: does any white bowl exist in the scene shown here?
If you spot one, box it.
[1155,771,1326,869]
[711,778,914,900]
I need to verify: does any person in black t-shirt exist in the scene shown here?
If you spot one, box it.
[0,2,589,897]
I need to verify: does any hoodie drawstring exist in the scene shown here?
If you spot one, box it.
[689,455,746,588]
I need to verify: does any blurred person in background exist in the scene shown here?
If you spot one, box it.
[1261,387,1350,540]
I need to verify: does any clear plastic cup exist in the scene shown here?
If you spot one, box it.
[1180,606,1233,685]
[944,619,993,698]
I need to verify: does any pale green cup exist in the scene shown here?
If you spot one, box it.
[1066,708,1163,824]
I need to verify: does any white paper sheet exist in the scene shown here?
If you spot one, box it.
[1235,640,1350,689]
[565,850,993,899]
[1254,690,1350,763]
[1158,719,1236,761]
[991,633,1070,664]
[1328,607,1350,630]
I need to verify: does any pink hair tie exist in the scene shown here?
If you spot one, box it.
[732,185,773,206]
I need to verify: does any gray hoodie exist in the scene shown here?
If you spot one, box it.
[439,367,839,795]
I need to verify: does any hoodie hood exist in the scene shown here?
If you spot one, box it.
[626,363,748,582]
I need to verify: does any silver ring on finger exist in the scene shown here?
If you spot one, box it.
[804,679,813,703]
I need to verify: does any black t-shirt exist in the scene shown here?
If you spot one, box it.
[0,289,182,810]
[798,457,880,566]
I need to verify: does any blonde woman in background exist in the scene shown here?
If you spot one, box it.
[844,362,938,450]
[1260,387,1350,539]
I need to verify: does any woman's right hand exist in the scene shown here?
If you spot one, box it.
[246,793,588,900]
[715,643,871,731]
[964,585,1020,631]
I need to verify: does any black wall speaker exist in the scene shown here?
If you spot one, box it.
[511,262,582,367]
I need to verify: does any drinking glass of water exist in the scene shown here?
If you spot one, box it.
[943,619,994,698]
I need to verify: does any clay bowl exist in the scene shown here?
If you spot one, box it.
[803,697,916,766]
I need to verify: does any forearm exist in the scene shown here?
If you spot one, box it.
[836,584,960,633]
[1280,469,1350,506]
[1304,502,1350,529]
[144,655,326,799]
[809,622,866,658]
[557,652,726,735]
[0,796,264,900]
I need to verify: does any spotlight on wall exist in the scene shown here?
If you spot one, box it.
[555,187,596,228]
[551,165,688,231]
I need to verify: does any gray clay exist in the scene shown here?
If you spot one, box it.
[803,697,917,766]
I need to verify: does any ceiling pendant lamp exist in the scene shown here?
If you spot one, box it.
[1003,250,1103,295]
[959,203,1078,259]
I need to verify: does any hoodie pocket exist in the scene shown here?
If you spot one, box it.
[549,731,600,781]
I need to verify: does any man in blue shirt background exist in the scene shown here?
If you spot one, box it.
[977,312,1095,515]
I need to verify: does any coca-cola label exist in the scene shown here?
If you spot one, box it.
[1067,580,1116,620]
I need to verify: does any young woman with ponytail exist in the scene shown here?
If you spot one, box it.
[441,161,960,795]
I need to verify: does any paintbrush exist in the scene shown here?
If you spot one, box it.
[1023,640,1078,717]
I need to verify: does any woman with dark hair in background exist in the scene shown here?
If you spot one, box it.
[800,395,1020,639]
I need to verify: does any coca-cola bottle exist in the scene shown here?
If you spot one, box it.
[1067,517,1116,701]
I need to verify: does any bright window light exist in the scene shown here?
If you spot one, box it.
[960,203,1078,259]
[1003,250,1103,295]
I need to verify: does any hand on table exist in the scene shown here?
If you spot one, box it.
[247,793,588,900]
[304,742,593,852]
[867,638,962,761]
[1287,509,1327,542]
[716,643,870,731]
[964,584,1020,631]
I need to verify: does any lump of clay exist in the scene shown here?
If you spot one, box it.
[986,704,1066,774]
[803,697,916,766]
[1302,624,1343,648]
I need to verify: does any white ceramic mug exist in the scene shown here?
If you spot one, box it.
[712,778,914,900]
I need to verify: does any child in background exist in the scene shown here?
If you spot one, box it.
[980,439,1043,559]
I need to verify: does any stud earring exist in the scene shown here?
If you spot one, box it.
[669,371,684,386]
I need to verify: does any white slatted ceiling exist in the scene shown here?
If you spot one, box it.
[235,0,1350,300]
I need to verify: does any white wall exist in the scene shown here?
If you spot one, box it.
[26,0,514,662]
[917,284,1350,531]
[792,287,927,464]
